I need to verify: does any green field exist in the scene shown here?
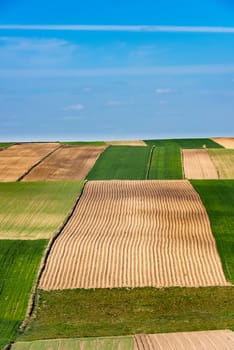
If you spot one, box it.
[0,142,13,148]
[145,138,223,148]
[86,146,151,180]
[0,181,83,239]
[208,149,234,179]
[19,287,234,341]
[0,240,47,348]
[60,141,106,146]
[12,336,134,350]
[191,180,234,283]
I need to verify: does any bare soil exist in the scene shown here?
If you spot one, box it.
[40,180,228,290]
[212,138,234,149]
[0,143,59,182]
[134,330,234,350]
[182,149,218,179]
[23,145,106,181]
[105,140,147,146]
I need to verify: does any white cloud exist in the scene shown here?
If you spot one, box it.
[155,88,172,94]
[1,25,234,33]
[64,104,84,111]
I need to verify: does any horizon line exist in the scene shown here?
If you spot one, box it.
[1,24,234,33]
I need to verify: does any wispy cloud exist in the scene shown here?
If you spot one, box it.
[2,64,234,78]
[1,24,234,33]
[107,100,127,106]
[155,88,172,94]
[64,104,84,111]
[63,115,82,120]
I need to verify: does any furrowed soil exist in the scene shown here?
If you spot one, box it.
[182,149,218,179]
[39,180,228,289]
[134,330,234,350]
[208,149,234,179]
[0,143,59,182]
[22,145,106,181]
[212,138,234,149]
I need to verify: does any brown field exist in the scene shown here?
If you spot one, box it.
[22,145,106,181]
[0,143,60,182]
[39,180,228,290]
[212,137,234,149]
[208,149,234,179]
[182,149,218,179]
[134,330,234,350]
[105,140,147,146]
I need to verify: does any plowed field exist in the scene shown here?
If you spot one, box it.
[40,180,228,289]
[212,137,234,148]
[106,140,146,146]
[182,149,218,179]
[134,330,234,350]
[0,143,59,182]
[208,149,234,179]
[23,145,106,181]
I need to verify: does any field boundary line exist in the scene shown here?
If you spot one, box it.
[85,144,110,179]
[145,145,155,179]
[17,144,61,182]
[18,180,88,336]
[180,149,185,179]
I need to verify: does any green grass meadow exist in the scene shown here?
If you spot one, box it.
[0,143,13,148]
[12,336,134,350]
[87,145,151,180]
[19,287,234,341]
[0,240,47,348]
[191,180,234,283]
[0,181,83,239]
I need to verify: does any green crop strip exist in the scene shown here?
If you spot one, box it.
[19,287,234,341]
[86,146,151,180]
[145,138,223,149]
[191,180,234,283]
[0,240,47,348]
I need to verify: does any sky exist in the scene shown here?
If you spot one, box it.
[0,0,234,141]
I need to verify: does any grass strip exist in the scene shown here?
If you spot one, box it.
[0,181,83,239]
[191,180,234,283]
[19,287,234,341]
[0,240,47,348]
[0,143,13,148]
[86,146,151,180]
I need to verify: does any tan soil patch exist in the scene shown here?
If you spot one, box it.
[0,143,59,182]
[208,149,234,179]
[106,140,147,146]
[23,145,106,181]
[134,330,234,350]
[182,149,218,179]
[40,180,228,290]
[212,137,234,149]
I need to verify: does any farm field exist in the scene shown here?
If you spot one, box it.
[86,146,151,180]
[22,145,106,181]
[144,138,222,149]
[12,330,234,350]
[208,149,234,179]
[212,137,234,148]
[0,181,83,239]
[0,143,60,182]
[182,149,218,179]
[106,140,147,146]
[135,330,234,350]
[60,141,106,146]
[39,180,227,290]
[12,336,134,350]
[19,287,234,340]
[0,142,13,149]
[0,240,47,348]
[191,180,234,283]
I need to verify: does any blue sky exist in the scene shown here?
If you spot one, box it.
[0,0,234,141]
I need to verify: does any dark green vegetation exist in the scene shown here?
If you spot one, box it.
[12,336,134,350]
[0,240,47,348]
[87,146,151,180]
[191,180,234,283]
[20,287,234,341]
[148,145,183,179]
[145,138,223,148]
[0,181,83,239]
[0,142,13,148]
[60,141,106,146]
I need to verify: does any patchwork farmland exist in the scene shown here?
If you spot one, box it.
[23,145,106,181]
[40,180,228,289]
[0,138,233,349]
[212,137,234,149]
